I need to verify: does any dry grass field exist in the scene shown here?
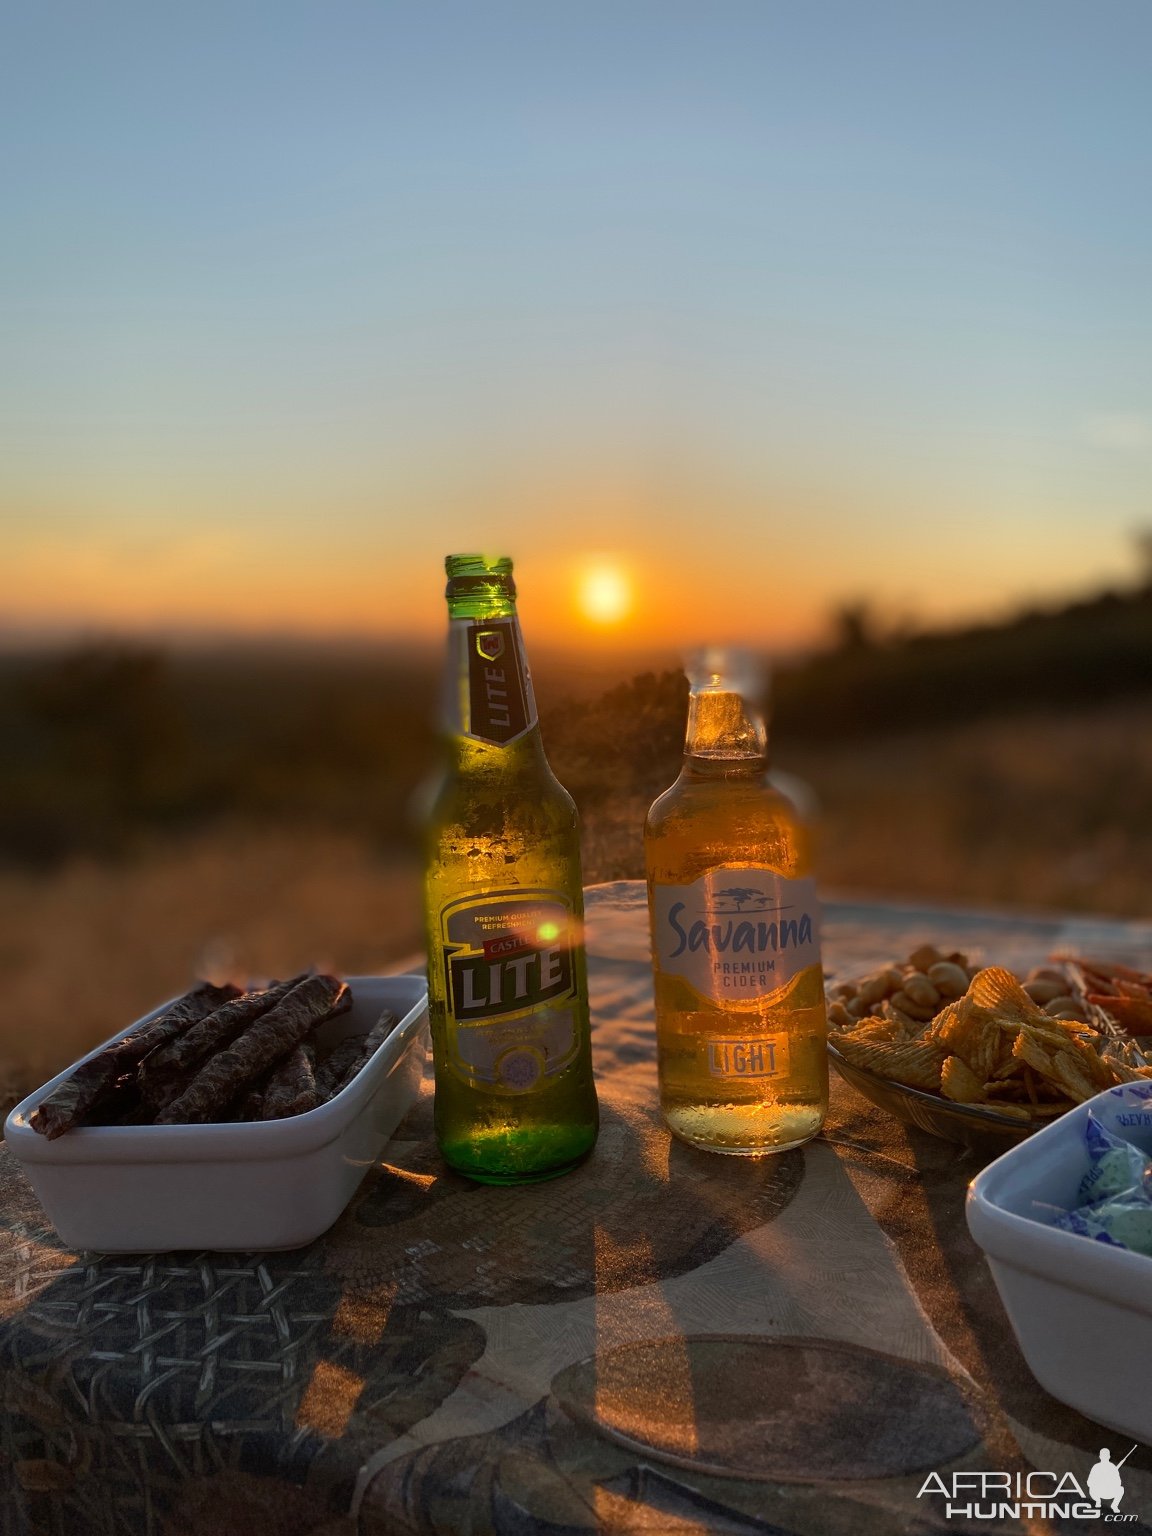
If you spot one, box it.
[2,697,1150,1112]
[582,698,1152,917]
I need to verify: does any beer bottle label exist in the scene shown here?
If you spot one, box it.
[439,887,580,1092]
[651,868,821,1005]
[465,620,537,746]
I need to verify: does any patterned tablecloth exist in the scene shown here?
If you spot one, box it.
[4,883,1152,1536]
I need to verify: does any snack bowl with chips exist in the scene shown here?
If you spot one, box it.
[967,1080,1152,1442]
[826,947,1152,1145]
[4,974,429,1253]
[827,1042,1037,1146]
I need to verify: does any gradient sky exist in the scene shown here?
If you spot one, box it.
[4,2,1152,650]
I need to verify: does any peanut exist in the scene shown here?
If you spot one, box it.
[859,971,897,1006]
[1043,995,1081,1016]
[908,944,943,972]
[901,972,941,1009]
[1024,978,1066,1006]
[927,961,969,1001]
[890,989,938,1022]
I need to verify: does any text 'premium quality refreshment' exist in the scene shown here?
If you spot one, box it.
[645,650,828,1154]
[422,555,599,1183]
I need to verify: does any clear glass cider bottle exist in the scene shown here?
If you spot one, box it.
[644,650,828,1154]
[421,554,599,1183]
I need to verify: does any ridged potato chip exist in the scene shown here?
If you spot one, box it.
[834,1033,947,1092]
[940,1055,985,1104]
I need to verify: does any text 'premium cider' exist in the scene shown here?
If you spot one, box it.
[645,651,828,1154]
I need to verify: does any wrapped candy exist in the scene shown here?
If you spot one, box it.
[1052,1111,1152,1256]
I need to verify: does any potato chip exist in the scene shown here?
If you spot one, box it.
[1012,1025,1118,1103]
[984,1079,1028,1100]
[1049,1050,1103,1104]
[989,1054,1024,1081]
[834,1034,947,1092]
[978,1102,1033,1121]
[940,1056,985,1104]
[1012,1024,1058,1078]
[877,1000,920,1037]
[967,966,1040,1016]
[934,1002,1003,1083]
[841,1016,906,1046]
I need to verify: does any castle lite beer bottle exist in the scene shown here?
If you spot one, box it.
[422,554,599,1182]
[645,649,828,1154]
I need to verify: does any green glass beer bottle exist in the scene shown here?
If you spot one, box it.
[422,554,599,1183]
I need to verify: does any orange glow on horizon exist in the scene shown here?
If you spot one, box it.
[5,471,1105,655]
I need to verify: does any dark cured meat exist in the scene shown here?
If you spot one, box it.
[316,1008,397,1101]
[156,975,350,1125]
[313,1035,366,1100]
[30,981,238,1139]
[75,1074,142,1127]
[240,1085,267,1121]
[261,1043,318,1120]
[139,975,306,1108]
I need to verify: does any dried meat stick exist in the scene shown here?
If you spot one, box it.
[30,981,238,1139]
[313,1034,367,1100]
[155,975,350,1125]
[77,1074,144,1127]
[139,975,307,1108]
[318,1008,397,1100]
[261,1043,319,1120]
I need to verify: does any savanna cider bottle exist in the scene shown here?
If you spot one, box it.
[422,554,599,1183]
[645,650,827,1154]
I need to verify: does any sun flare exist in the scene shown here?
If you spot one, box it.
[577,563,632,627]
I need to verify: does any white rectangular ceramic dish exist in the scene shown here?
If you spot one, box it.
[4,973,429,1253]
[967,1080,1152,1442]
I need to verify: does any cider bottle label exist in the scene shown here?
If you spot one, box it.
[706,1034,791,1080]
[439,888,580,1092]
[651,868,821,1005]
[464,619,537,746]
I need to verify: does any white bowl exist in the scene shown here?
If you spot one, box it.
[966,1081,1152,1441]
[4,974,429,1253]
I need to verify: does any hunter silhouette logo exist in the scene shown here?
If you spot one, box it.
[918,1444,1139,1522]
[1088,1448,1131,1515]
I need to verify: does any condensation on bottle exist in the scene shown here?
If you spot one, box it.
[644,647,829,1155]
[421,554,599,1183]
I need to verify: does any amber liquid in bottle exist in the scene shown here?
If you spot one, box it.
[645,653,828,1154]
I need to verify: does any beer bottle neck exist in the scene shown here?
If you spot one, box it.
[444,554,517,621]
[441,613,541,749]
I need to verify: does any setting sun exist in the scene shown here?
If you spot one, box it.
[577,563,633,627]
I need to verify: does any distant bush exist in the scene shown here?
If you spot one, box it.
[3,580,1152,868]
[0,644,439,865]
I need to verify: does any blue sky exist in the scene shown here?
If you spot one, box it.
[3,2,1151,645]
